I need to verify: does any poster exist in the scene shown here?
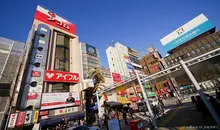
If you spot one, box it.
[24,110,33,125]
[7,113,18,128]
[16,112,25,127]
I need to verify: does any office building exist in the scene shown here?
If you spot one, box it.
[106,42,142,79]
[0,37,25,129]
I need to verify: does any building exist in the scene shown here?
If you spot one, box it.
[6,5,83,130]
[106,42,142,79]
[0,37,25,129]
[139,47,163,75]
[161,13,220,91]
[79,42,101,79]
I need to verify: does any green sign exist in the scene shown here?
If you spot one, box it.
[144,84,150,89]
[147,91,156,97]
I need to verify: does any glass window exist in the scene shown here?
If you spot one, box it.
[52,83,69,92]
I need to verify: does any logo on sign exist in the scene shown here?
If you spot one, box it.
[27,93,38,100]
[88,47,95,54]
[176,28,184,35]
[32,71,41,77]
[48,11,70,30]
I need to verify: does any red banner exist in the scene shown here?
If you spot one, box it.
[112,72,121,83]
[34,6,76,35]
[116,90,127,95]
[15,112,25,127]
[44,70,79,83]
[129,96,140,101]
[39,111,49,116]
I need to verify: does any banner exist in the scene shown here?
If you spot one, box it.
[32,110,39,123]
[44,70,79,83]
[112,72,121,83]
[24,111,33,125]
[41,92,80,110]
[8,113,18,128]
[86,44,97,57]
[16,112,25,127]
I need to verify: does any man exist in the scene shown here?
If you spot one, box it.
[66,92,75,103]
[122,110,128,125]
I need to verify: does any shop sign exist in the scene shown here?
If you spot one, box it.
[16,112,25,127]
[39,111,49,116]
[32,71,41,77]
[27,92,38,100]
[44,70,79,83]
[54,107,78,116]
[129,96,140,102]
[8,113,18,128]
[41,92,80,110]
[34,5,76,34]
[136,87,142,93]
[147,92,156,97]
[117,97,131,104]
[116,90,127,95]
[144,84,150,89]
[86,44,97,57]
[112,72,121,83]
[24,111,33,125]
[32,110,39,123]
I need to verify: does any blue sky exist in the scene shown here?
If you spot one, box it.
[0,0,220,67]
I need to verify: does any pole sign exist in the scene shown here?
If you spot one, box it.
[7,113,18,128]
[32,110,39,123]
[44,70,79,83]
[24,111,33,125]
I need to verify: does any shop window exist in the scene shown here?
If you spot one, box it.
[52,83,69,92]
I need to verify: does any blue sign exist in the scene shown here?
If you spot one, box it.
[127,63,134,70]
[164,20,215,52]
[86,44,97,57]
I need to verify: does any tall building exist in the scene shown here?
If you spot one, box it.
[106,42,142,79]
[6,5,83,130]
[0,37,25,129]
[79,42,101,79]
[161,14,220,91]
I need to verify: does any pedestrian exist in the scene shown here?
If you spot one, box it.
[129,107,134,119]
[122,110,128,125]
[152,104,160,120]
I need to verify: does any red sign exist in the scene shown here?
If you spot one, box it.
[32,71,41,77]
[27,93,38,100]
[39,111,49,116]
[16,112,25,127]
[34,6,76,34]
[44,70,79,83]
[136,87,142,93]
[129,96,140,102]
[116,90,127,95]
[112,72,121,83]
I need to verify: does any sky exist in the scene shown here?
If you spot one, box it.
[0,0,220,68]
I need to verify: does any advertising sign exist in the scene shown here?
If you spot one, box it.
[34,5,76,34]
[32,71,41,77]
[41,92,80,110]
[32,110,39,123]
[24,111,33,125]
[127,63,134,71]
[44,70,79,83]
[27,92,38,100]
[16,112,25,127]
[86,44,97,57]
[160,14,215,52]
[54,107,78,116]
[8,113,18,128]
[39,111,49,116]
[112,72,121,83]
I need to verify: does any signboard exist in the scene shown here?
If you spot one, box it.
[41,92,80,110]
[16,112,25,127]
[8,113,18,128]
[24,111,33,125]
[34,5,76,34]
[32,71,41,77]
[127,47,138,57]
[32,110,39,123]
[86,44,97,57]
[112,72,121,83]
[160,14,215,52]
[144,84,150,89]
[117,97,131,104]
[108,118,120,130]
[44,70,79,83]
[129,96,140,101]
[39,111,49,116]
[27,92,38,100]
[127,63,134,71]
[147,91,156,97]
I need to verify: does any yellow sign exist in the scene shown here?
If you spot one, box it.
[33,110,39,123]
[116,86,126,92]
[117,97,131,104]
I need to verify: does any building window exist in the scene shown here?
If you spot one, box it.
[191,51,195,54]
[210,41,217,46]
[196,49,200,52]
[52,83,69,92]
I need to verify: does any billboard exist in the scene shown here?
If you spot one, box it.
[160,14,215,52]
[16,112,25,127]
[41,92,80,110]
[112,72,122,83]
[8,113,18,128]
[34,5,76,34]
[86,44,97,57]
[44,70,79,83]
[24,111,33,125]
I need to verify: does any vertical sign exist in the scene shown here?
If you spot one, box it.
[32,110,39,123]
[24,111,33,125]
[7,113,18,128]
[16,111,25,127]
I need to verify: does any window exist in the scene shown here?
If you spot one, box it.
[54,33,70,71]
[196,49,200,52]
[52,83,69,92]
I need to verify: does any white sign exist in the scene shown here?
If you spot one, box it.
[108,118,120,130]
[24,111,33,125]
[54,107,78,116]
[8,113,18,128]
[41,92,80,110]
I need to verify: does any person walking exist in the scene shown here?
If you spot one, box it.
[122,110,129,125]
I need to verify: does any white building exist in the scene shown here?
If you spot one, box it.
[106,42,142,79]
